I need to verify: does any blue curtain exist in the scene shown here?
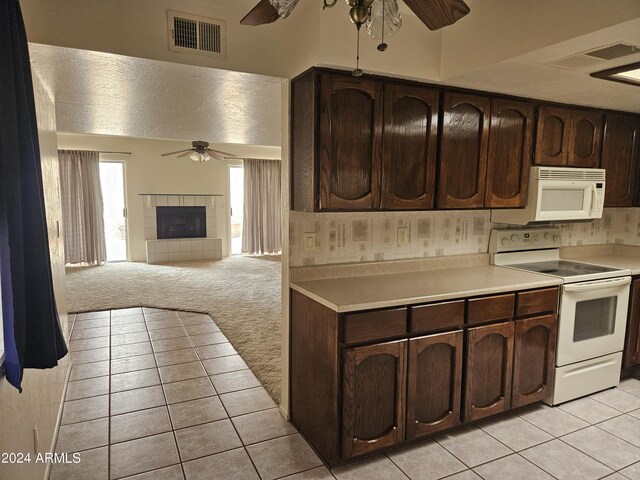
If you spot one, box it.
[0,0,68,391]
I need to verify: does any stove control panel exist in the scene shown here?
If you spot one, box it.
[489,227,561,254]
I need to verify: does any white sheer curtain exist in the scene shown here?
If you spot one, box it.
[242,158,282,255]
[58,150,107,265]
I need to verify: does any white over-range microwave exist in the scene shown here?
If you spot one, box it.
[491,166,606,225]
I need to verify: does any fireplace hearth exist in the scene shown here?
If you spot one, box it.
[156,206,206,240]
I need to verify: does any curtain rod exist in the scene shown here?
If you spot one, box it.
[97,150,132,155]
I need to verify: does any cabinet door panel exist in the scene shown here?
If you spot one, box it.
[601,114,640,207]
[438,93,490,208]
[485,99,534,208]
[319,74,383,210]
[465,322,514,422]
[342,340,406,458]
[407,331,463,439]
[624,279,640,369]
[535,106,570,166]
[381,85,439,209]
[512,315,557,408]
[568,110,602,168]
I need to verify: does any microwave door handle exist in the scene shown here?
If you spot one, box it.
[564,277,631,293]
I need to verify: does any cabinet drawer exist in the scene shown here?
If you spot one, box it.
[410,300,464,334]
[467,294,515,325]
[516,288,559,317]
[343,308,407,345]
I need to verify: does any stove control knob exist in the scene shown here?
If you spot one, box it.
[501,238,510,246]
[552,234,559,242]
[544,232,551,240]
[510,234,518,242]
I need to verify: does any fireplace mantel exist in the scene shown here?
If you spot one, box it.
[142,194,223,263]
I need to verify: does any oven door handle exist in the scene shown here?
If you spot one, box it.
[563,276,631,292]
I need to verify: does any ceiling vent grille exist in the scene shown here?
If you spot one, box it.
[584,43,640,60]
[168,11,226,58]
[548,42,640,71]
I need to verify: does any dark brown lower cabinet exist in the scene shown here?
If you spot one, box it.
[464,321,514,422]
[407,331,463,439]
[512,315,557,408]
[624,279,640,369]
[291,287,559,465]
[342,340,407,458]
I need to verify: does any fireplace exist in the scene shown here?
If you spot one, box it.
[156,206,206,240]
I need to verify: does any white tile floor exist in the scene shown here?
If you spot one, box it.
[52,307,640,480]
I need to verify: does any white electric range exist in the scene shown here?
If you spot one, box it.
[489,227,631,405]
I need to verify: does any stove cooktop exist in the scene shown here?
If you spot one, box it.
[509,260,623,278]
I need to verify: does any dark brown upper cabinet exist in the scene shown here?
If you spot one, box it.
[342,340,406,458]
[291,70,438,212]
[438,93,491,209]
[601,114,640,207]
[291,68,639,213]
[485,99,534,208]
[535,106,603,168]
[318,73,383,211]
[381,84,439,210]
[568,110,603,168]
[534,106,571,166]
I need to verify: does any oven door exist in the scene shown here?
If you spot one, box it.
[557,276,631,366]
[535,180,598,222]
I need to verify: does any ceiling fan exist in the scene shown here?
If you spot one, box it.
[241,0,470,32]
[160,141,237,163]
[241,0,469,75]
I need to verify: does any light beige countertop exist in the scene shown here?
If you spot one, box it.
[291,265,563,313]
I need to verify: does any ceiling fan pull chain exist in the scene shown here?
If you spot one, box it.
[353,24,363,76]
[377,0,388,51]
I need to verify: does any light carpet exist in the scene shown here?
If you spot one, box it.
[65,256,282,403]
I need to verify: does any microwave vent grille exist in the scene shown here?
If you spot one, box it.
[537,168,606,181]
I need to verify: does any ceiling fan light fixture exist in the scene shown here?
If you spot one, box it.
[189,152,201,162]
[367,0,402,41]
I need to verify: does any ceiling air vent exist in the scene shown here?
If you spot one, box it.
[168,10,226,58]
[548,42,640,71]
[584,43,640,60]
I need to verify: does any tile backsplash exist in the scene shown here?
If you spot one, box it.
[289,208,640,267]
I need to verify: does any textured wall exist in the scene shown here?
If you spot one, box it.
[289,208,636,267]
[0,72,70,480]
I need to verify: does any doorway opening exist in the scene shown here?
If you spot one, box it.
[99,161,127,261]
[229,165,244,256]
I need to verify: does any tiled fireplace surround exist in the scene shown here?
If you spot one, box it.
[143,195,222,264]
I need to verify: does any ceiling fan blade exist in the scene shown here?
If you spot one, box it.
[240,0,280,26]
[177,151,194,158]
[403,0,470,31]
[161,149,190,156]
[206,148,236,158]
[208,152,227,162]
